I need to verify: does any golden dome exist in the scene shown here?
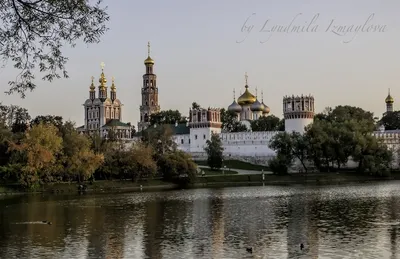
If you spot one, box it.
[386,94,394,104]
[250,99,264,111]
[237,85,256,105]
[144,56,154,65]
[111,76,116,92]
[263,104,270,114]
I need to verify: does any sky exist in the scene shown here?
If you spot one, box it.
[1,0,400,126]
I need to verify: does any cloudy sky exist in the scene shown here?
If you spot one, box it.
[1,0,399,126]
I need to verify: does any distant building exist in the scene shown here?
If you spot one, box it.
[77,62,133,139]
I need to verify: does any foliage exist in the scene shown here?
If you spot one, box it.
[157,150,197,184]
[220,108,248,132]
[192,102,200,109]
[251,115,280,131]
[1,0,110,97]
[149,110,185,125]
[127,142,157,181]
[380,111,400,130]
[8,123,63,188]
[0,103,31,133]
[271,105,393,175]
[31,115,63,130]
[204,133,224,170]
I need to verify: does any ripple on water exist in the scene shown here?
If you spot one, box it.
[1,182,400,258]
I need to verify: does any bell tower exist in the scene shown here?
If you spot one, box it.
[138,42,160,132]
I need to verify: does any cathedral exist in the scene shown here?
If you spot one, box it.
[77,42,400,166]
[77,62,133,138]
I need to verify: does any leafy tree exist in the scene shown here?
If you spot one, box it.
[141,124,177,155]
[149,110,184,125]
[220,108,247,132]
[157,149,197,183]
[204,133,224,170]
[1,0,110,97]
[0,103,30,133]
[380,111,400,130]
[60,121,103,182]
[251,115,280,131]
[8,123,63,188]
[277,119,285,131]
[31,115,63,131]
[192,102,201,109]
[126,142,157,182]
[269,132,309,173]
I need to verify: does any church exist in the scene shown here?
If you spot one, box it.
[77,43,400,165]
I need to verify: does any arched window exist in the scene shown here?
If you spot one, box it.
[181,139,184,144]
[203,134,206,139]
[144,113,149,122]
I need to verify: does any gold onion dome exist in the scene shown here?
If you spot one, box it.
[386,89,394,104]
[250,99,264,111]
[237,85,256,105]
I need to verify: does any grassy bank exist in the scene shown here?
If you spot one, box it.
[2,171,400,195]
[195,159,270,171]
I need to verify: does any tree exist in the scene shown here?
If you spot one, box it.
[1,0,110,97]
[269,132,309,173]
[8,123,63,188]
[191,102,200,109]
[149,110,184,125]
[157,150,197,184]
[141,124,177,155]
[125,142,157,182]
[59,121,103,182]
[380,111,400,130]
[31,115,63,131]
[220,108,247,132]
[204,133,224,170]
[0,103,30,133]
[251,115,280,131]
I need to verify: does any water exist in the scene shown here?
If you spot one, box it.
[1,182,400,259]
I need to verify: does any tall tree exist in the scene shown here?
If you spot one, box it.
[220,108,247,132]
[149,110,184,125]
[0,103,31,133]
[1,0,110,97]
[8,123,63,188]
[204,133,224,170]
[31,115,63,130]
[251,115,280,131]
[380,111,400,130]
[191,102,201,109]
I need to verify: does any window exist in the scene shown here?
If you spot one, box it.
[181,139,184,144]
[203,134,206,139]
[189,139,191,144]
[195,135,197,140]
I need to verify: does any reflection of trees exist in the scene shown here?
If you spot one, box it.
[143,199,166,259]
[388,195,399,259]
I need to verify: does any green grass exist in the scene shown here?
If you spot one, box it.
[195,159,270,171]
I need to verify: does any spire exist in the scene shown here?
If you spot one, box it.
[90,76,95,91]
[245,72,248,88]
[99,61,107,88]
[261,90,264,102]
[144,41,155,65]
[255,86,258,98]
[111,76,116,91]
[233,89,236,100]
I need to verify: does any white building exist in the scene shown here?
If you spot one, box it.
[77,63,133,138]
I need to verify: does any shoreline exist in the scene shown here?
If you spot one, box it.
[1,172,400,195]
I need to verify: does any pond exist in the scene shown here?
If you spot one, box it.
[1,182,400,258]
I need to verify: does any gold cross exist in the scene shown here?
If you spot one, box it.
[233,89,236,99]
[91,76,94,82]
[147,41,151,56]
[245,72,248,85]
[112,76,115,83]
[100,62,105,70]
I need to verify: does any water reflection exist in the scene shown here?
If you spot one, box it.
[1,182,400,258]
